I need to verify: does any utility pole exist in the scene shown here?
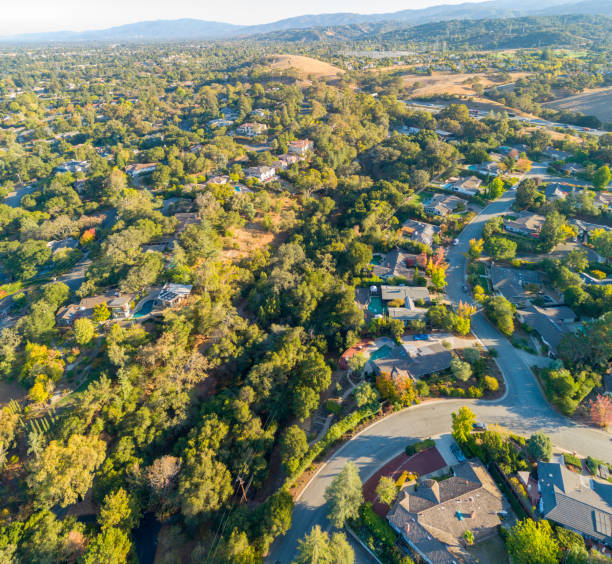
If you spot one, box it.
[236,476,248,503]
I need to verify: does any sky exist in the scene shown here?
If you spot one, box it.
[1,0,487,35]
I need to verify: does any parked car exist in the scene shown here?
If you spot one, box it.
[451,443,466,462]
[472,422,487,432]
[453,238,459,246]
[413,334,429,341]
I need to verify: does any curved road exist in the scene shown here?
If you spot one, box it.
[268,190,612,563]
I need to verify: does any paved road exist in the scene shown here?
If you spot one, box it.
[267,189,612,564]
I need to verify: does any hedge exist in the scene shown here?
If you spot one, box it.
[285,403,381,488]
[405,438,435,456]
[564,452,582,469]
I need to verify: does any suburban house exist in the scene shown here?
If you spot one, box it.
[157,283,192,307]
[369,341,452,382]
[381,285,431,305]
[108,296,132,319]
[288,139,314,156]
[209,118,234,128]
[402,219,438,247]
[244,166,276,183]
[371,249,428,280]
[235,122,267,137]
[474,161,504,176]
[543,148,572,161]
[56,160,90,174]
[538,461,612,547]
[425,194,465,217]
[206,175,229,185]
[387,298,428,323]
[595,192,612,209]
[447,176,483,196]
[516,305,576,357]
[47,237,78,254]
[504,211,546,238]
[272,154,300,170]
[490,264,542,307]
[125,163,157,177]
[544,183,581,202]
[388,459,508,564]
[56,294,112,327]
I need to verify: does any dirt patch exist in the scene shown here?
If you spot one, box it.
[0,379,26,407]
[543,86,612,124]
[222,222,276,262]
[403,72,530,98]
[520,126,583,144]
[221,197,296,262]
[268,54,343,78]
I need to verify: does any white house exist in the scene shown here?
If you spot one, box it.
[125,163,157,177]
[244,166,276,183]
[236,123,267,137]
[447,175,483,196]
[288,139,314,156]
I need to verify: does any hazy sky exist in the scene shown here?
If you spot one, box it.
[1,0,486,35]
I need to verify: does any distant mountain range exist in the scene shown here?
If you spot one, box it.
[2,0,612,42]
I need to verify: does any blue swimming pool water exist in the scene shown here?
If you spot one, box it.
[369,344,394,361]
[134,300,154,318]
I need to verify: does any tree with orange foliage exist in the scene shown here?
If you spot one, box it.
[376,372,417,407]
[80,228,96,245]
[590,394,612,428]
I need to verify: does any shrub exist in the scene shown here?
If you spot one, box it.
[405,438,435,456]
[590,269,607,280]
[468,386,483,398]
[564,452,581,469]
[360,503,397,547]
[451,358,472,382]
[484,375,499,391]
[325,400,341,415]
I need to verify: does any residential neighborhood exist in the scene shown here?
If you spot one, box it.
[0,16,611,564]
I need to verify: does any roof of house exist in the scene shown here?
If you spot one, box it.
[539,461,612,544]
[517,305,574,353]
[371,341,452,380]
[454,176,482,191]
[402,342,453,378]
[595,192,612,207]
[158,283,193,303]
[504,211,546,235]
[490,265,542,305]
[425,194,465,214]
[288,139,312,148]
[387,306,427,321]
[371,249,421,280]
[108,296,131,308]
[401,219,437,246]
[388,460,506,564]
[125,162,157,173]
[381,285,431,303]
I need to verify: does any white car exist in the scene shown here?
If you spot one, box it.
[453,238,459,246]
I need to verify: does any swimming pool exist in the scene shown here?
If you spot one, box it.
[134,300,154,318]
[369,344,394,361]
[368,296,384,315]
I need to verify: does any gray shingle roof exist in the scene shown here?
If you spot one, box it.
[388,460,506,564]
[538,461,612,544]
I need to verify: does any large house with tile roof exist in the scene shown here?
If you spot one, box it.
[388,459,508,563]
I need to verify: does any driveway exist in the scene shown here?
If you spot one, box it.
[4,184,36,207]
[267,189,612,563]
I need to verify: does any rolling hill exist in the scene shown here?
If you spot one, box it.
[1,0,612,42]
